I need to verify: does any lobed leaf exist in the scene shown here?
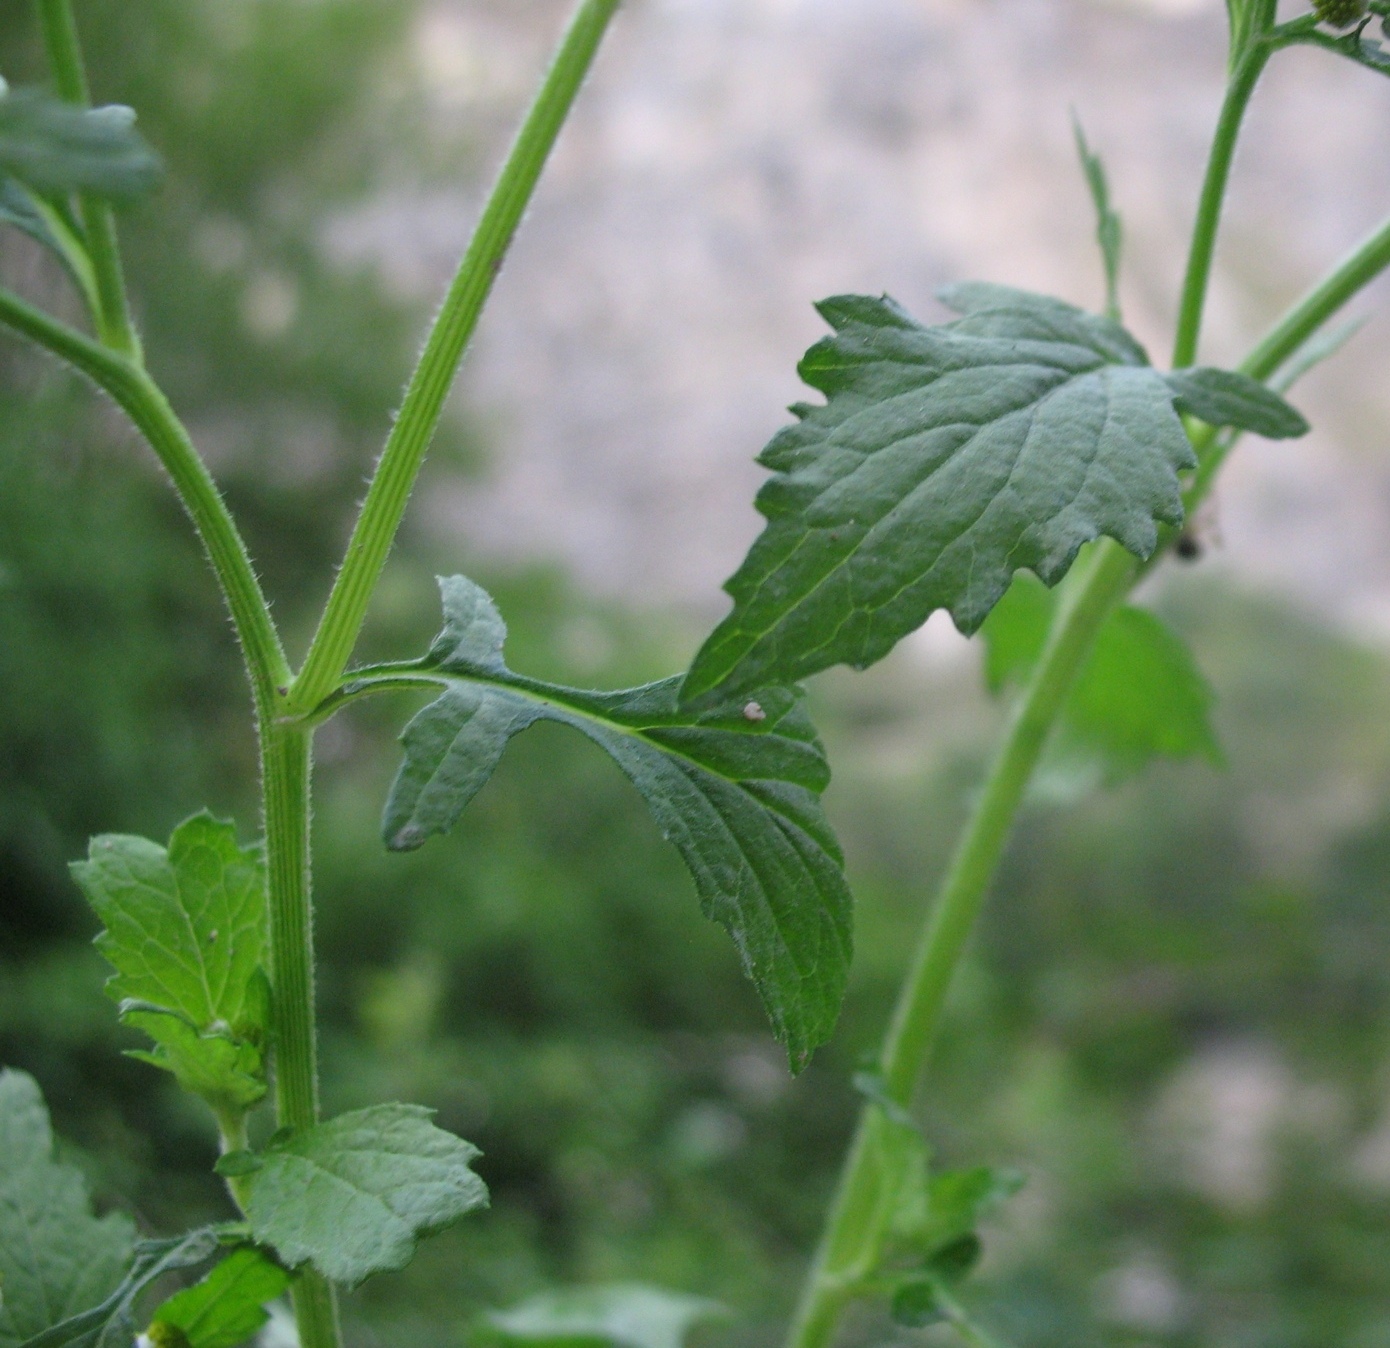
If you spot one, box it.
[0,1071,135,1348]
[981,571,1221,785]
[489,1285,725,1348]
[71,814,270,1113]
[681,285,1197,702]
[147,1247,289,1348]
[241,1103,487,1287]
[0,87,161,202]
[379,576,852,1069]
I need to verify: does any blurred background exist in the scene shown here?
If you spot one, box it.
[3,0,1390,1345]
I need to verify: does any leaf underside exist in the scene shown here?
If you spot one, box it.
[0,1071,135,1348]
[380,575,853,1069]
[0,88,161,201]
[681,284,1304,705]
[71,813,270,1111]
[981,571,1221,785]
[242,1102,488,1287]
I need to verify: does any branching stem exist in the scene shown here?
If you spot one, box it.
[288,0,622,717]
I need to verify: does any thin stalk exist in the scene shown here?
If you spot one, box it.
[785,543,1137,1348]
[0,287,287,709]
[261,723,340,1348]
[1170,37,1270,368]
[35,0,143,360]
[288,0,621,717]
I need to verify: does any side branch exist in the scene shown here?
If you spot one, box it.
[0,285,287,709]
[287,0,623,716]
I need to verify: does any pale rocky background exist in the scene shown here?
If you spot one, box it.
[322,0,1390,652]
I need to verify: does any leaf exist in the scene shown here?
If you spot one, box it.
[71,814,270,1113]
[0,88,161,201]
[241,1102,487,1286]
[0,177,97,307]
[981,571,1221,784]
[1071,113,1122,319]
[22,1230,219,1348]
[380,576,853,1069]
[147,1248,289,1348]
[1163,367,1309,438]
[489,1285,725,1348]
[890,1282,945,1329]
[681,284,1197,703]
[0,1071,135,1348]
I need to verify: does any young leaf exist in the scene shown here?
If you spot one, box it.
[0,1070,135,1348]
[981,572,1221,783]
[1071,114,1122,319]
[681,285,1197,703]
[21,1229,220,1348]
[147,1247,289,1348]
[378,576,853,1069]
[489,1285,725,1348]
[889,1165,1026,1268]
[0,89,161,201]
[70,814,270,1113]
[241,1103,487,1287]
[1164,367,1309,438]
[889,1282,945,1329]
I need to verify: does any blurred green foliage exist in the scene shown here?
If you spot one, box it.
[3,4,1390,1347]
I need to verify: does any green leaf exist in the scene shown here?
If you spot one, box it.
[380,576,852,1069]
[241,1102,487,1286]
[890,1282,945,1329]
[0,88,161,201]
[0,1071,135,1348]
[0,178,97,307]
[1164,367,1309,438]
[21,1229,219,1348]
[490,1285,725,1348]
[681,285,1197,703]
[70,814,270,1113]
[147,1248,289,1348]
[981,571,1221,784]
[1071,114,1122,319]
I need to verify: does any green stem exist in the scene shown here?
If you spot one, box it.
[35,0,143,360]
[287,0,621,718]
[784,543,1137,1348]
[0,287,287,709]
[260,722,339,1348]
[1171,37,1270,368]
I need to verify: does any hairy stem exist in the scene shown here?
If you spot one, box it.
[288,0,621,717]
[0,288,287,708]
[35,0,142,360]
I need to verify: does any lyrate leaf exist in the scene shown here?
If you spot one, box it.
[146,1248,289,1348]
[71,813,270,1114]
[377,575,852,1069]
[1071,113,1122,319]
[241,1102,487,1287]
[489,1285,725,1348]
[21,1229,219,1348]
[0,87,161,201]
[981,571,1221,785]
[1163,367,1309,439]
[0,1070,135,1348]
[680,284,1198,703]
